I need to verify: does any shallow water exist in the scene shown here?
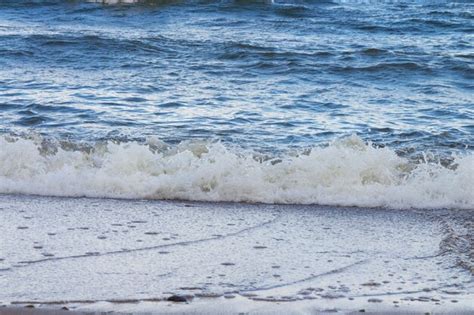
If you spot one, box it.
[1,195,473,311]
[0,0,472,208]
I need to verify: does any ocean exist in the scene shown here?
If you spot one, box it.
[0,0,472,209]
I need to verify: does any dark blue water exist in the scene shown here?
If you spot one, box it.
[1,0,472,155]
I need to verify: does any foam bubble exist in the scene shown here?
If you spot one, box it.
[0,134,472,209]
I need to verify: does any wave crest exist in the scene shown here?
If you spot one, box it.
[0,134,472,209]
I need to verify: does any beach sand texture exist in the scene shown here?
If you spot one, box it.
[1,194,473,314]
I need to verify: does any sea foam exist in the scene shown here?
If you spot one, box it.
[0,134,472,209]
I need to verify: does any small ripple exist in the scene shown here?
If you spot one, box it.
[333,62,431,74]
[24,104,82,113]
[0,103,19,111]
[360,48,390,57]
[14,115,53,127]
[273,4,313,18]
[123,97,148,103]
[407,17,465,29]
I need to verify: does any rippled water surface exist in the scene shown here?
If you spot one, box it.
[0,0,472,208]
[1,0,472,151]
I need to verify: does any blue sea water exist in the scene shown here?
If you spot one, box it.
[0,0,472,208]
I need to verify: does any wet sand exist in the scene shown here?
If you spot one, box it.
[0,194,473,314]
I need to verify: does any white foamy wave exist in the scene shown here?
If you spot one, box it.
[0,135,472,209]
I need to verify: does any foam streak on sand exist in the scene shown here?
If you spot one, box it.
[1,195,473,312]
[0,134,472,209]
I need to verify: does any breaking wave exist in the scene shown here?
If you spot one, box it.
[0,134,472,209]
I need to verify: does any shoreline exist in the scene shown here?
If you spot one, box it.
[1,194,473,314]
[3,294,474,315]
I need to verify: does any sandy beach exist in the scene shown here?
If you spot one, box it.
[1,194,473,314]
